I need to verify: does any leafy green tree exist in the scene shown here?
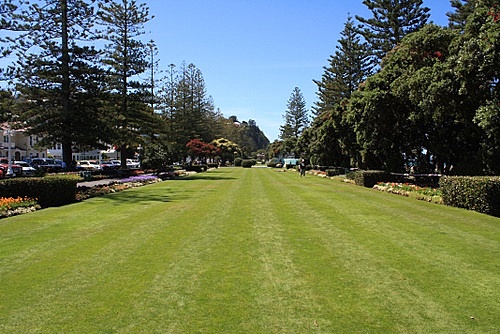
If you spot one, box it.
[383,24,467,173]
[347,72,410,171]
[356,0,430,65]
[211,138,241,164]
[97,0,159,168]
[450,0,500,173]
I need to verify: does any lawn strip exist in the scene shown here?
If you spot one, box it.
[281,171,499,332]
[0,167,498,333]
[0,176,224,333]
[245,169,325,333]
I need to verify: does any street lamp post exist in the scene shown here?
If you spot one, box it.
[6,126,14,176]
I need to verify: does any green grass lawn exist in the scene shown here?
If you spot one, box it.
[0,167,498,333]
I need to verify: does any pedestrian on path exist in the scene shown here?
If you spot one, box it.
[299,158,306,178]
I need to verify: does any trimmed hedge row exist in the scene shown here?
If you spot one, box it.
[0,175,80,208]
[184,164,208,173]
[241,159,256,168]
[325,167,346,177]
[234,158,243,167]
[440,176,500,217]
[354,170,392,188]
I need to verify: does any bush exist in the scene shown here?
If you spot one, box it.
[267,159,279,168]
[234,158,243,167]
[440,176,500,217]
[241,159,256,168]
[184,164,208,173]
[0,175,79,208]
[354,170,392,188]
[325,167,345,177]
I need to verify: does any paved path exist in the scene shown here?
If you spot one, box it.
[77,178,117,188]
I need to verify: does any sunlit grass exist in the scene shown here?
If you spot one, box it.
[0,168,498,333]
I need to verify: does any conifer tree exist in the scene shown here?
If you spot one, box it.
[356,0,430,64]
[97,0,159,167]
[308,16,370,166]
[8,0,108,166]
[447,0,475,31]
[279,87,309,140]
[313,16,372,117]
[170,63,215,148]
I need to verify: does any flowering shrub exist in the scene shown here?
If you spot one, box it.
[0,197,40,218]
[118,175,160,184]
[76,175,161,201]
[374,182,443,204]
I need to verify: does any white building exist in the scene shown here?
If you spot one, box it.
[1,123,48,161]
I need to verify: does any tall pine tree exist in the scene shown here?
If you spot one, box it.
[10,0,108,166]
[308,16,371,166]
[356,0,430,65]
[313,15,372,117]
[279,87,309,140]
[447,0,476,31]
[97,0,159,168]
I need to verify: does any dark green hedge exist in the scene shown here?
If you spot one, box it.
[354,170,392,188]
[184,164,208,173]
[326,167,345,177]
[234,158,243,167]
[440,176,500,217]
[0,175,79,208]
[241,159,256,168]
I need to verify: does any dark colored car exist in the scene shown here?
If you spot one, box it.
[29,158,62,173]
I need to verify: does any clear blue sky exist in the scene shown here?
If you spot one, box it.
[146,1,453,141]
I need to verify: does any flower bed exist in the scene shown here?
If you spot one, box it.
[0,196,41,219]
[373,182,443,204]
[76,175,162,201]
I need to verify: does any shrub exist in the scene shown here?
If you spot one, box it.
[440,176,500,217]
[0,175,79,208]
[325,167,345,177]
[267,159,279,168]
[354,170,392,188]
[184,164,208,173]
[241,159,255,168]
[234,158,243,167]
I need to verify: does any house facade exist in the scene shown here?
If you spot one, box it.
[1,123,47,161]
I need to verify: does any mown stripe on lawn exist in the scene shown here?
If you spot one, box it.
[278,170,498,332]
[0,167,498,334]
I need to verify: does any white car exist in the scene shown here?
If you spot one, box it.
[126,159,141,169]
[14,161,37,176]
[78,160,101,171]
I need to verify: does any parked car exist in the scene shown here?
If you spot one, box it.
[77,160,101,171]
[0,158,23,177]
[30,158,62,172]
[100,160,120,171]
[126,159,141,169]
[14,161,37,176]
[54,159,67,171]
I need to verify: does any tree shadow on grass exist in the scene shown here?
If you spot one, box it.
[83,171,233,205]
[179,174,236,181]
[175,168,238,181]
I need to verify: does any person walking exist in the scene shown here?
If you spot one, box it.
[299,158,306,178]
